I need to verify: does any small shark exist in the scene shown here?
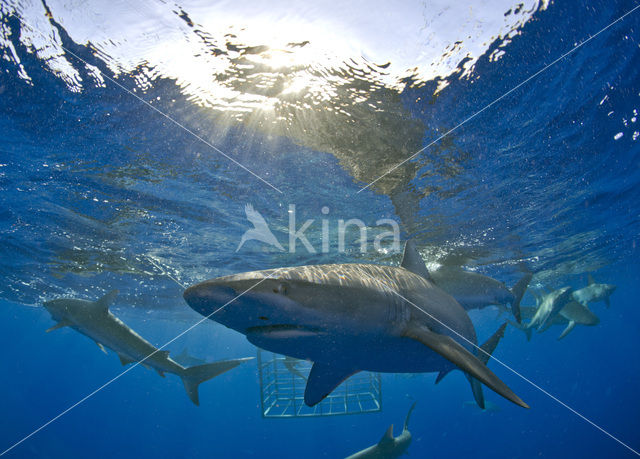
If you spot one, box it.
[572,274,616,308]
[429,267,532,322]
[344,402,417,459]
[524,287,573,331]
[512,300,599,341]
[43,290,252,405]
[183,241,529,409]
[283,355,309,381]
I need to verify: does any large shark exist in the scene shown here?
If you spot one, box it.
[572,274,616,308]
[183,242,529,409]
[344,402,417,459]
[43,290,252,405]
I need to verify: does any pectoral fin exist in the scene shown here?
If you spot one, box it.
[557,321,576,340]
[118,354,136,366]
[304,362,359,407]
[46,320,71,333]
[95,342,108,354]
[403,324,529,409]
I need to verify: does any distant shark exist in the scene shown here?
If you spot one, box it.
[523,286,573,332]
[401,242,531,321]
[512,299,600,341]
[183,241,528,409]
[344,402,417,459]
[429,267,532,322]
[43,290,253,405]
[572,274,616,308]
[283,356,309,381]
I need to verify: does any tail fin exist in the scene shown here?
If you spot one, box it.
[510,273,532,323]
[403,402,417,432]
[180,358,253,405]
[469,323,508,409]
[507,319,533,341]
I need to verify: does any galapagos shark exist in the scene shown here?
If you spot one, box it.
[512,300,600,341]
[429,267,532,322]
[523,286,573,332]
[183,242,529,409]
[572,274,616,308]
[344,402,417,459]
[43,290,252,405]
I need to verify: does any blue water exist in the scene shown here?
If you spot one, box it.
[1,0,639,457]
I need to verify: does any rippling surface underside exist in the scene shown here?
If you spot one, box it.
[0,0,638,311]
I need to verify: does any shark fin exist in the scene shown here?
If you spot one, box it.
[46,320,71,333]
[96,290,118,312]
[468,323,508,409]
[378,425,394,446]
[118,354,136,366]
[403,324,529,408]
[304,362,359,407]
[180,358,252,406]
[510,273,532,323]
[507,320,533,341]
[96,342,108,354]
[558,321,576,340]
[434,369,453,385]
[401,241,432,281]
[156,369,165,378]
[468,375,485,409]
[478,323,507,365]
[403,402,417,431]
[588,273,596,285]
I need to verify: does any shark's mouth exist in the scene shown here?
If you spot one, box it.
[246,324,326,339]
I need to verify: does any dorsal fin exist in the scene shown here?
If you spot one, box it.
[96,290,119,311]
[401,241,432,281]
[378,425,394,445]
[587,273,596,285]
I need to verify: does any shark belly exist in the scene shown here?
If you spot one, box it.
[246,325,449,373]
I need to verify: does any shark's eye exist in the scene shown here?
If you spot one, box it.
[273,283,288,295]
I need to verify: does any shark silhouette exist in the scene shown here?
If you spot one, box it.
[236,204,284,252]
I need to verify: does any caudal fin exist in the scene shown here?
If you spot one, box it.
[510,273,532,323]
[403,401,417,431]
[181,358,253,405]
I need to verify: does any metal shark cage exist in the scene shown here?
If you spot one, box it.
[257,349,382,418]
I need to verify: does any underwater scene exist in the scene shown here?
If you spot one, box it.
[1,0,639,457]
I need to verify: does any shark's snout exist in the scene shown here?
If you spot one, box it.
[183,283,238,316]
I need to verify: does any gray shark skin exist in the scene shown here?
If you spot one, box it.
[43,290,252,405]
[572,274,616,308]
[513,300,599,340]
[345,402,417,459]
[183,242,529,409]
[173,349,207,367]
[430,267,532,321]
[524,287,573,331]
